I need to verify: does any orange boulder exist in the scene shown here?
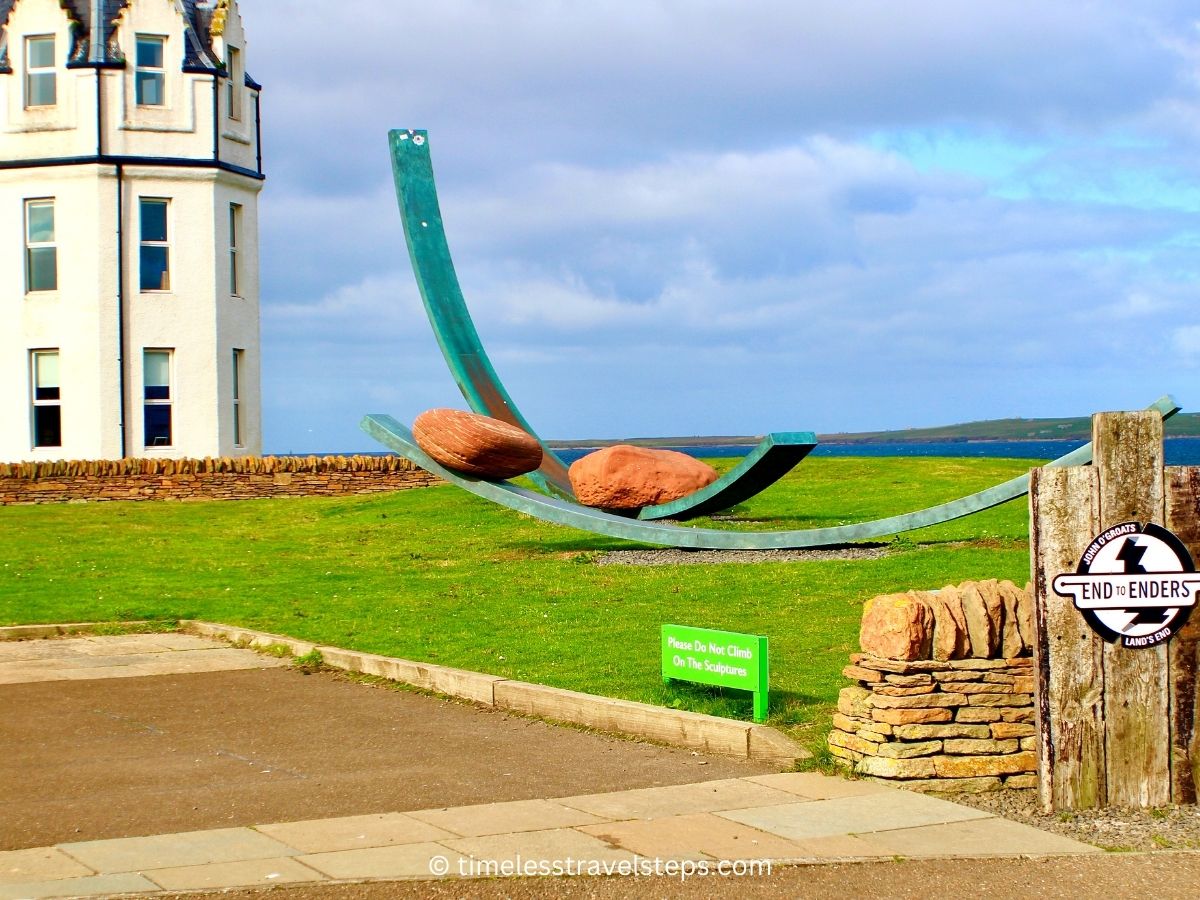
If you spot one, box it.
[412,408,542,479]
[568,445,718,510]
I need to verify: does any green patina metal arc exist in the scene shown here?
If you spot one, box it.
[389,127,820,519]
[362,395,1180,550]
[389,129,570,496]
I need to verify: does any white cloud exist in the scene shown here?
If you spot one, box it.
[232,1,1200,450]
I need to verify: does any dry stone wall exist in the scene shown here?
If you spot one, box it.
[831,580,1038,792]
[0,456,441,505]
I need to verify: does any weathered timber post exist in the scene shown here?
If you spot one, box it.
[1031,411,1200,811]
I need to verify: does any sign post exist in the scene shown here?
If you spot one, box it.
[661,624,769,723]
[1031,410,1200,811]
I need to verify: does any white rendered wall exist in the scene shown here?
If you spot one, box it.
[0,0,263,462]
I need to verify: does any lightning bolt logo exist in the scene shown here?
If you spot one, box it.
[1116,536,1170,626]
[1116,536,1149,574]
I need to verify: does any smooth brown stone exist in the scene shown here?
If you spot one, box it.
[1000,708,1035,723]
[875,740,942,759]
[412,408,543,479]
[1004,578,1036,654]
[827,743,864,763]
[828,729,881,756]
[849,654,950,673]
[966,693,1034,708]
[942,738,1020,755]
[898,776,1003,794]
[872,707,953,725]
[859,593,933,661]
[947,658,1012,670]
[926,585,970,660]
[990,722,1037,739]
[867,692,967,710]
[832,713,890,739]
[932,751,1037,778]
[1004,774,1039,790]
[894,723,992,740]
[956,708,1002,723]
[884,673,935,686]
[837,685,871,718]
[960,581,1002,659]
[568,445,718,510]
[954,683,1018,694]
[872,684,937,697]
[842,665,885,683]
[856,756,937,779]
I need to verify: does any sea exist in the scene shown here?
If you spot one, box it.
[552,438,1200,467]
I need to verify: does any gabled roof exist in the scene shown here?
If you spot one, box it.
[0,0,257,84]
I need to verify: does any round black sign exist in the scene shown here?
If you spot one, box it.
[1052,522,1199,649]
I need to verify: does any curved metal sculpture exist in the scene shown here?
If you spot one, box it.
[367,127,1182,549]
[363,396,1179,550]
[387,127,816,520]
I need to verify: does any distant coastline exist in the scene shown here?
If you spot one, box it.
[547,410,1200,449]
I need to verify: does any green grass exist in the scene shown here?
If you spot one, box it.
[0,455,1036,755]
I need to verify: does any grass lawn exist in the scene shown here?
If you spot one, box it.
[0,455,1038,755]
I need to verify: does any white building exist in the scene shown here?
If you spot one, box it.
[0,0,263,461]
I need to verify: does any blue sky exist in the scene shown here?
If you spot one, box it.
[241,1,1200,453]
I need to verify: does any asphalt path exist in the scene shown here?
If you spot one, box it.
[0,666,774,850]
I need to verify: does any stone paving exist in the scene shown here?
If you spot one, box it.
[0,635,1099,898]
[0,633,289,685]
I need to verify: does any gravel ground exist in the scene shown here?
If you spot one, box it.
[595,545,890,566]
[944,787,1200,851]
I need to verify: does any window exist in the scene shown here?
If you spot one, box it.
[135,36,165,106]
[139,198,170,290]
[25,199,56,292]
[143,350,172,447]
[232,349,244,446]
[228,203,241,295]
[25,36,55,107]
[225,46,241,120]
[31,351,61,448]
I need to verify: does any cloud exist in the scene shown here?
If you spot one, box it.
[233,1,1200,450]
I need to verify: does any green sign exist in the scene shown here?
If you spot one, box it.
[661,624,769,722]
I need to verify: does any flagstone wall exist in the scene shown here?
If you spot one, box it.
[0,456,441,505]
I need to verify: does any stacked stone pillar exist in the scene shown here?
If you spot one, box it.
[830,580,1038,792]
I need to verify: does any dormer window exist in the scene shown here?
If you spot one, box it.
[225,46,241,120]
[25,36,56,107]
[136,36,166,106]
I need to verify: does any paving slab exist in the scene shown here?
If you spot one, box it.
[143,857,326,892]
[408,800,606,838]
[556,778,800,820]
[0,636,288,685]
[442,828,639,869]
[578,812,821,860]
[255,813,456,853]
[851,817,1100,857]
[296,843,458,880]
[744,772,897,800]
[59,828,298,872]
[717,791,993,841]
[0,873,158,900]
[0,847,94,884]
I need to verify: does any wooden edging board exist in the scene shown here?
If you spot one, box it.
[180,620,807,766]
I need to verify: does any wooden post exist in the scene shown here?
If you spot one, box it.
[1094,412,1170,808]
[1032,411,1199,810]
[1168,468,1200,803]
[1031,465,1104,812]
